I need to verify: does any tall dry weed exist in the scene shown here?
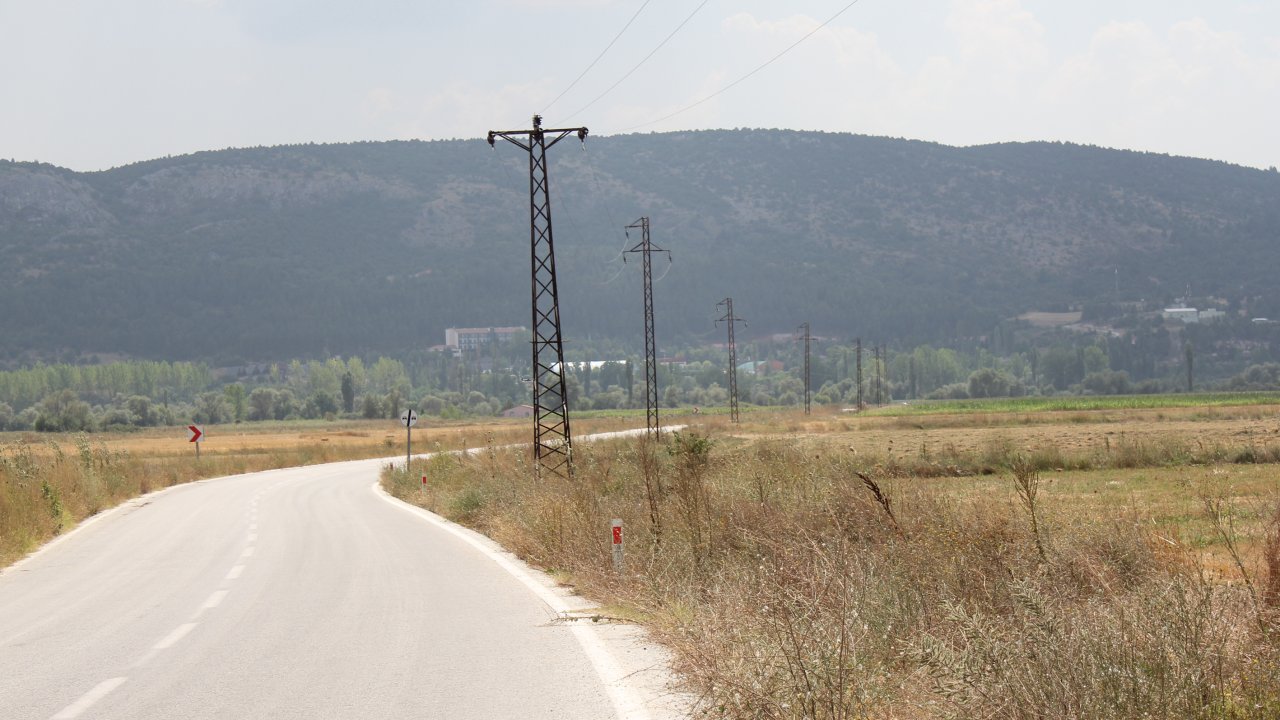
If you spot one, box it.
[381,430,1280,718]
[1266,501,1280,614]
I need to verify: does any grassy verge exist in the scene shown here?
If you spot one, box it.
[384,423,1280,718]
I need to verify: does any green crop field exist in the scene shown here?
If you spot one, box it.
[865,391,1280,416]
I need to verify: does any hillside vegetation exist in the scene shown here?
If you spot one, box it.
[3,131,1279,363]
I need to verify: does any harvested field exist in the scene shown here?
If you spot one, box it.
[385,401,1280,719]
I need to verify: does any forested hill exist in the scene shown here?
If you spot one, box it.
[2,130,1278,364]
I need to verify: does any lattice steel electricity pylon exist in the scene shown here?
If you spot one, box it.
[856,337,864,410]
[488,115,587,479]
[716,298,746,423]
[798,322,811,415]
[624,217,670,437]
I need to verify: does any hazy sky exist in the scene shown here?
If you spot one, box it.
[2,0,1277,171]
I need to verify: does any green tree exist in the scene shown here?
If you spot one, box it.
[305,391,339,419]
[34,390,94,432]
[273,389,296,420]
[126,395,154,426]
[223,383,247,423]
[1083,345,1109,374]
[194,392,229,424]
[360,394,383,419]
[341,372,356,414]
[967,368,1020,399]
[248,387,276,421]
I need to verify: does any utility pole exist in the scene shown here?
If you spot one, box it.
[881,344,890,403]
[1185,342,1194,392]
[855,337,864,410]
[716,298,746,422]
[624,217,670,437]
[798,322,811,415]
[487,115,587,479]
[873,344,882,406]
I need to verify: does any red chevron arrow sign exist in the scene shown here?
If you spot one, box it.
[187,425,203,443]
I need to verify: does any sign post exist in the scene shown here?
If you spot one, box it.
[400,409,418,469]
[187,424,204,459]
[611,518,624,572]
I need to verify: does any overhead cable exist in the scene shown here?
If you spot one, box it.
[617,0,863,132]
[543,0,654,116]
[567,0,712,121]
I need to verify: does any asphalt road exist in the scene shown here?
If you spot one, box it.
[0,455,688,719]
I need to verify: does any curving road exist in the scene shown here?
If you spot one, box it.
[0,455,688,719]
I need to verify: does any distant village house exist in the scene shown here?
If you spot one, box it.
[444,326,526,356]
[501,404,535,418]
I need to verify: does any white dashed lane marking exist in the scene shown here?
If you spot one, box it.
[51,676,127,719]
[50,483,283,718]
[153,623,197,650]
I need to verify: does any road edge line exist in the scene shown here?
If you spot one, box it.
[372,480,652,720]
[0,481,194,579]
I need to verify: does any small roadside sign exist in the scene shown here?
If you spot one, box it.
[187,424,204,459]
[401,408,418,469]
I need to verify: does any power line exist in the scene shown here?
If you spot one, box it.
[617,0,864,133]
[543,0,654,116]
[567,0,711,122]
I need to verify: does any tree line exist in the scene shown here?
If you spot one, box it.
[6,328,1280,433]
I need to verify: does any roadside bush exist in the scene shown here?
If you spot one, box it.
[33,390,95,432]
[927,382,970,400]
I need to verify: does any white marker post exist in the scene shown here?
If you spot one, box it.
[611,519,623,573]
[400,409,418,470]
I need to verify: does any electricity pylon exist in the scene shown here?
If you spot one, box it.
[798,322,811,415]
[716,298,746,423]
[487,115,587,479]
[873,344,884,406]
[624,217,670,437]
[856,337,864,409]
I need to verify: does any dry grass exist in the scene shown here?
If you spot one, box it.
[385,420,1280,719]
[0,416,636,569]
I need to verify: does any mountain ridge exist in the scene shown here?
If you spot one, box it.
[2,129,1278,364]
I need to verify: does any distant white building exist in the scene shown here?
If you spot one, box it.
[553,360,620,372]
[1163,307,1199,323]
[444,326,525,355]
[1163,307,1225,324]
